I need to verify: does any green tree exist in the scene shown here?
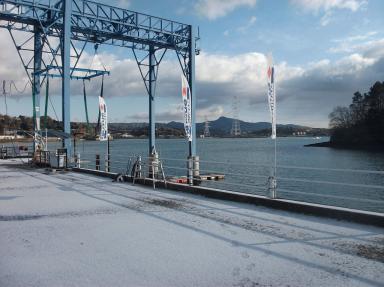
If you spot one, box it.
[328,81,384,147]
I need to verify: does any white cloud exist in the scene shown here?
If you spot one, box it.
[197,52,302,86]
[2,28,384,125]
[292,0,366,26]
[361,39,384,59]
[249,15,257,24]
[291,0,366,12]
[333,31,378,43]
[320,11,333,26]
[129,105,225,122]
[129,110,181,122]
[305,53,375,78]
[329,37,384,58]
[195,0,257,20]
[78,47,384,124]
[115,0,130,9]
[0,31,31,86]
[197,105,225,121]
[237,16,257,33]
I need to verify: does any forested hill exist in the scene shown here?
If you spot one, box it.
[0,114,328,138]
[328,81,384,148]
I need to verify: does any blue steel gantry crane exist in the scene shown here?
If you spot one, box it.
[0,0,199,162]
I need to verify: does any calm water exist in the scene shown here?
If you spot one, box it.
[73,137,384,213]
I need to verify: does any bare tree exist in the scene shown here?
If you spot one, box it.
[328,106,351,129]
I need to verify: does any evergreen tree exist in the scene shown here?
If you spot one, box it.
[329,81,384,147]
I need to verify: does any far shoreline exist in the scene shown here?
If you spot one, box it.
[305,141,384,152]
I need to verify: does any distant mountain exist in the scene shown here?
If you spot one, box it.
[106,116,325,137]
[191,116,312,136]
[1,114,328,138]
[165,121,184,130]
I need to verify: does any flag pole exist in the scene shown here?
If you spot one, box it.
[272,110,277,199]
[274,135,277,176]
[274,86,277,187]
[273,68,277,199]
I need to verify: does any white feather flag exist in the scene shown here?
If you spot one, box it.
[267,55,276,139]
[98,96,108,141]
[181,74,192,141]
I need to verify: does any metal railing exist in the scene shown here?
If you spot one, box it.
[0,144,33,159]
[2,142,382,213]
[76,150,384,213]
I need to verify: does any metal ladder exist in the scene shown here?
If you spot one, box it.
[132,156,167,189]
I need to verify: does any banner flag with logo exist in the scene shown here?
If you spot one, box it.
[181,74,192,141]
[98,96,108,141]
[267,55,276,139]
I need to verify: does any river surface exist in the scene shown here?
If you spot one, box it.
[66,137,384,213]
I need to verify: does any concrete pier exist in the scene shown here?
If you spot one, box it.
[1,159,383,287]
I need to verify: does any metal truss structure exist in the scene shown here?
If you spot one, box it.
[34,66,110,80]
[0,0,199,158]
[231,95,241,136]
[203,116,210,138]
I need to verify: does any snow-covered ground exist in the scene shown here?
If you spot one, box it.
[0,159,383,287]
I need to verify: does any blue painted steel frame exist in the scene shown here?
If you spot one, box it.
[148,45,156,155]
[62,0,72,155]
[0,0,192,52]
[188,26,196,157]
[33,66,110,80]
[32,26,42,152]
[0,0,198,160]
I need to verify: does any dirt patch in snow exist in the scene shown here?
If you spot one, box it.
[0,185,47,192]
[0,208,121,222]
[51,208,121,218]
[0,196,22,200]
[355,244,384,262]
[370,236,384,245]
[145,198,184,209]
[189,207,317,242]
[233,278,275,287]
[0,163,34,170]
[0,175,21,179]
[335,242,384,262]
[0,214,45,221]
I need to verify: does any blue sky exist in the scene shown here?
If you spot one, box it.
[1,0,384,128]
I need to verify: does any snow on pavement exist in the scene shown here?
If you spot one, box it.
[0,159,383,287]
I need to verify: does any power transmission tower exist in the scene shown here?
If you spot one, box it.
[203,116,210,137]
[231,95,241,136]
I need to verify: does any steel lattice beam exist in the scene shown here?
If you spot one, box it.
[0,0,191,52]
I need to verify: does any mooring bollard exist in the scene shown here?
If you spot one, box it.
[76,153,81,168]
[96,154,100,171]
[148,151,159,178]
[268,176,277,199]
[133,156,142,185]
[192,156,200,185]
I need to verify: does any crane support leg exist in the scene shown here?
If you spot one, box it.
[32,27,42,153]
[61,0,72,157]
[148,46,156,155]
[188,26,196,157]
